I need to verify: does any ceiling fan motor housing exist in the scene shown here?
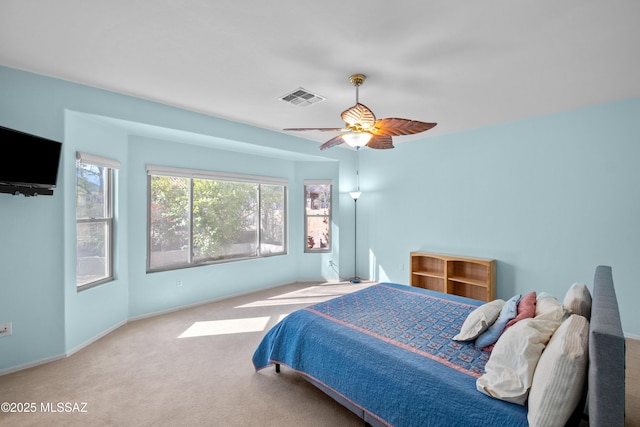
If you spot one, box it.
[349,74,366,87]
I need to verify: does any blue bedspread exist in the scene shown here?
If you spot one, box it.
[252,283,528,427]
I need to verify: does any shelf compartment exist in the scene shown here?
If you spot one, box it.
[448,275,487,287]
[411,255,445,276]
[411,275,444,293]
[448,281,489,301]
[449,261,489,284]
[412,271,445,279]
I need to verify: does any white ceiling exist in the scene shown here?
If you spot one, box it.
[1,1,639,148]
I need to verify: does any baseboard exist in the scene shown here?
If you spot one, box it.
[0,320,128,377]
[65,319,128,358]
[625,332,640,341]
[0,353,67,377]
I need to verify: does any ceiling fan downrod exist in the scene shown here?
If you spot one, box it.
[349,74,366,104]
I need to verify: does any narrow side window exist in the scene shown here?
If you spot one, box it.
[304,181,332,253]
[76,152,119,290]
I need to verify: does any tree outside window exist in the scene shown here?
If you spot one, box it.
[148,169,287,272]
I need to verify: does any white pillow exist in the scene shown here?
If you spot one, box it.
[475,317,561,405]
[563,283,592,320]
[452,299,505,341]
[528,315,590,427]
[535,293,568,323]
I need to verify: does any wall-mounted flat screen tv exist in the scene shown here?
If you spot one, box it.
[0,125,62,196]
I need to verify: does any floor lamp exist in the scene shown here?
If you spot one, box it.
[349,190,361,283]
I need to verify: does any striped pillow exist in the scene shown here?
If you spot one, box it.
[563,283,592,320]
[527,314,589,427]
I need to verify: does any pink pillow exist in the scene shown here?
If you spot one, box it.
[506,291,537,328]
[483,292,536,351]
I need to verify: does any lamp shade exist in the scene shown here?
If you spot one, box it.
[349,191,362,200]
[342,131,372,148]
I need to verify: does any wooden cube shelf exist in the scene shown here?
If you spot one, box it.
[410,252,496,302]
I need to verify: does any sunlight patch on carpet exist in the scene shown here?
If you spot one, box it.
[236,297,330,308]
[236,283,375,308]
[179,317,270,338]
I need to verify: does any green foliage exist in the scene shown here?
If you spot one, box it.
[260,184,285,245]
[150,176,190,252]
[150,176,286,264]
[192,179,257,259]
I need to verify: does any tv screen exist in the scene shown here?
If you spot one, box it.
[0,125,62,193]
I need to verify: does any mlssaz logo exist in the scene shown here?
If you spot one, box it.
[40,402,88,413]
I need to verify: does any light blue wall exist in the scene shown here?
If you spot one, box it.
[357,98,640,336]
[0,68,67,370]
[295,161,355,281]
[0,66,353,373]
[63,112,130,352]
[1,64,638,375]
[126,135,298,317]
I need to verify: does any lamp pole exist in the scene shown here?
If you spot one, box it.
[349,147,361,284]
[349,190,361,283]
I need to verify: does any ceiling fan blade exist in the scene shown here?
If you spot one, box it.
[372,118,437,136]
[283,127,345,132]
[366,134,394,149]
[319,134,346,151]
[341,103,376,130]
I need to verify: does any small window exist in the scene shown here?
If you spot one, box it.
[304,181,332,252]
[76,152,119,290]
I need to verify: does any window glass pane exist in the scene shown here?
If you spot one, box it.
[77,163,108,219]
[305,184,331,215]
[149,175,190,269]
[306,216,330,250]
[76,221,109,287]
[260,184,286,255]
[76,159,113,289]
[192,179,258,262]
[305,183,331,252]
[147,169,287,272]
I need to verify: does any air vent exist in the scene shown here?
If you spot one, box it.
[279,87,325,107]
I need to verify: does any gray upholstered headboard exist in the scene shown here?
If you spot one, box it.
[588,265,625,426]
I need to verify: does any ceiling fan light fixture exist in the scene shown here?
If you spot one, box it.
[342,131,372,148]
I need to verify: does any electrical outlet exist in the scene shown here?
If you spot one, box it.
[176,280,183,288]
[0,322,12,337]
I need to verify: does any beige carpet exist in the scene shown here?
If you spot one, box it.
[0,281,638,427]
[0,281,373,427]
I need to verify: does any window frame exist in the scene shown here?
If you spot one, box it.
[146,165,288,273]
[76,152,119,291]
[304,180,332,253]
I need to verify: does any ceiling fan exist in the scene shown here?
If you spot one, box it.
[283,74,437,150]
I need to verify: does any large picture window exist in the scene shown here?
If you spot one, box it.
[304,180,332,252]
[76,152,119,290]
[148,166,287,272]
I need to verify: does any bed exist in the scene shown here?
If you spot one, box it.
[252,265,625,426]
